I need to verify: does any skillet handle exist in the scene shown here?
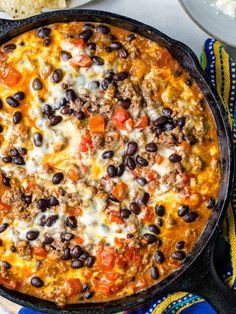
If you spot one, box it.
[0,18,21,38]
[173,227,236,314]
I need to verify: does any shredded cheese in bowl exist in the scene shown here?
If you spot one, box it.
[215,0,236,19]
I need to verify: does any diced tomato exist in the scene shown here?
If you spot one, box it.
[155,154,164,165]
[67,167,80,182]
[67,207,82,216]
[79,134,93,152]
[111,182,128,202]
[0,64,22,87]
[89,115,105,134]
[112,107,130,130]
[136,114,149,129]
[124,247,136,261]
[0,200,11,211]
[0,278,17,290]
[71,38,86,48]
[96,246,116,271]
[71,54,91,67]
[65,278,82,297]
[146,170,158,181]
[32,247,47,257]
[108,211,124,225]
[74,236,84,245]
[156,48,176,69]
[142,206,154,223]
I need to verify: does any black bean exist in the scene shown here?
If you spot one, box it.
[102,150,114,159]
[26,230,39,241]
[172,251,186,260]
[145,142,158,153]
[10,245,17,252]
[155,205,165,217]
[14,91,25,101]
[71,259,84,269]
[126,34,136,42]
[155,126,164,136]
[78,29,93,41]
[92,56,104,65]
[74,111,85,120]
[185,134,197,145]
[3,44,16,53]
[63,248,71,260]
[43,104,53,117]
[156,218,163,227]
[61,105,71,115]
[183,212,198,223]
[37,198,49,211]
[130,202,141,215]
[136,177,147,186]
[113,71,129,81]
[2,175,10,187]
[0,99,2,109]
[48,196,59,207]
[105,46,112,53]
[38,215,46,226]
[83,23,95,30]
[109,194,119,203]
[51,69,63,83]
[175,69,183,77]
[21,194,32,205]
[2,261,11,269]
[118,99,131,109]
[43,235,54,245]
[127,233,134,239]
[33,133,43,147]
[126,157,136,170]
[176,117,185,128]
[66,89,77,102]
[153,116,168,127]
[50,115,62,126]
[65,216,77,229]
[6,96,19,108]
[162,107,173,117]
[107,165,117,178]
[10,148,18,157]
[12,111,22,124]
[136,155,148,167]
[0,240,2,246]
[87,42,96,51]
[110,41,122,50]
[207,197,215,209]
[169,154,182,163]
[46,215,58,227]
[154,250,165,264]
[37,27,51,38]
[119,48,129,59]
[52,172,64,185]
[0,223,8,233]
[61,232,74,242]
[137,192,150,205]
[165,120,175,130]
[71,245,82,259]
[176,241,185,250]
[31,276,44,288]
[150,266,159,280]
[60,50,72,61]
[101,77,111,90]
[120,208,131,219]
[12,156,25,165]
[126,141,138,156]
[142,233,157,244]
[148,225,160,235]
[86,256,96,268]
[178,205,189,217]
[185,79,193,86]
[2,156,12,163]
[96,24,110,34]
[79,252,89,261]
[43,37,52,47]
[117,164,125,177]
[0,125,3,133]
[84,291,94,299]
[32,78,43,90]
[82,283,90,292]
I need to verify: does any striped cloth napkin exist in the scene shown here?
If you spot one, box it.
[3,39,236,314]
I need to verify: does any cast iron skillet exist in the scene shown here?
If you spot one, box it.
[0,9,234,314]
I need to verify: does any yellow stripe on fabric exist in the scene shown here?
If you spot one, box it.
[227,205,236,288]
[213,41,233,127]
[152,292,187,314]
[176,299,203,314]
